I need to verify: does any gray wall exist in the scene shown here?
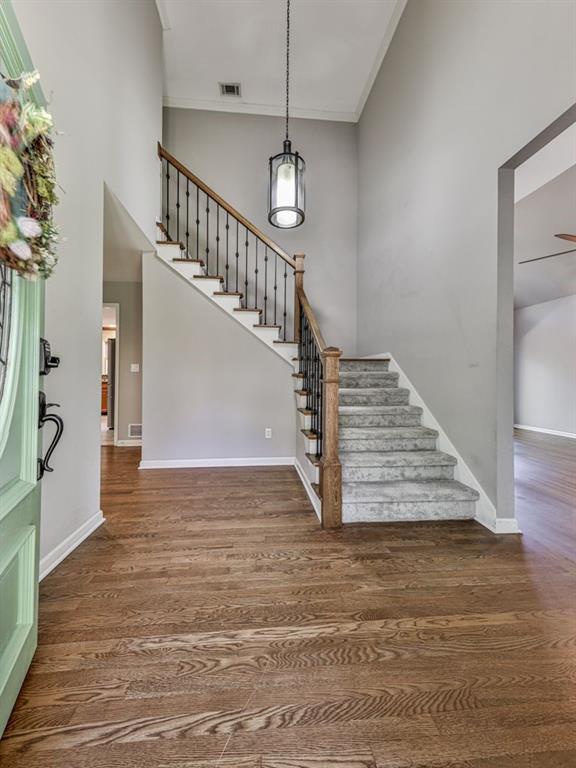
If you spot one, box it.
[357,0,576,506]
[163,108,358,354]
[14,0,162,561]
[514,295,576,435]
[103,282,143,442]
[142,255,296,463]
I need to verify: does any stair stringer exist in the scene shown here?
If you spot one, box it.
[155,243,298,366]
[361,353,520,534]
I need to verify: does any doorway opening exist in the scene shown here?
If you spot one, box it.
[101,303,119,446]
[498,103,576,560]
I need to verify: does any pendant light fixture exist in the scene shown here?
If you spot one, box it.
[268,0,305,229]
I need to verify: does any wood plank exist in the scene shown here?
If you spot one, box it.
[1,441,575,765]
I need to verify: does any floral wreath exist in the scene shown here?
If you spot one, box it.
[0,71,58,280]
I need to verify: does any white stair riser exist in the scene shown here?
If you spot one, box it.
[295,393,307,409]
[275,343,298,362]
[233,311,262,328]
[212,295,241,312]
[172,261,204,279]
[156,243,183,262]
[191,278,223,296]
[253,327,281,344]
[298,412,312,430]
[303,437,317,454]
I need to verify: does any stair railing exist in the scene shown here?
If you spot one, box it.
[158,143,342,528]
[295,260,342,529]
[158,143,296,343]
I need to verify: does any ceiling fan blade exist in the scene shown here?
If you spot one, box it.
[554,233,576,242]
[519,246,576,264]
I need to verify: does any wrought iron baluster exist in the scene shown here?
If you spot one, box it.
[185,179,190,257]
[315,349,320,448]
[165,161,170,239]
[318,356,324,459]
[225,214,230,291]
[244,228,249,309]
[264,248,268,324]
[283,263,288,340]
[196,187,200,261]
[254,240,259,310]
[176,170,180,243]
[216,205,220,275]
[273,254,278,326]
[235,221,239,294]
[307,318,312,411]
[312,345,317,438]
[205,194,210,273]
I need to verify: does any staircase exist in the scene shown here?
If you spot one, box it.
[156,143,480,529]
[338,358,479,522]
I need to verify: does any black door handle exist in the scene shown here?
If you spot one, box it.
[38,391,64,480]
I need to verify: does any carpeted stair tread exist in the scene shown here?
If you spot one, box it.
[342,479,480,503]
[340,450,457,467]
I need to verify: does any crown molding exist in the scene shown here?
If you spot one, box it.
[163,96,357,123]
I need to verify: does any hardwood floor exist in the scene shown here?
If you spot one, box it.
[514,428,576,564]
[1,443,576,766]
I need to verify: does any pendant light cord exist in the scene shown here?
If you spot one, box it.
[285,0,290,141]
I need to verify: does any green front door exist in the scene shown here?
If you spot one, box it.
[0,1,45,736]
[0,272,42,736]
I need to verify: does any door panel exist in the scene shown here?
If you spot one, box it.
[0,1,45,737]
[0,279,42,736]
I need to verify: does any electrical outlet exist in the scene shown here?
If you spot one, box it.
[265,428,272,439]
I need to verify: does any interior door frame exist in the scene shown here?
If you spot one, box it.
[496,101,576,523]
[102,302,120,444]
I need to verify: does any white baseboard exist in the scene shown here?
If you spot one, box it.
[365,353,520,535]
[115,439,142,447]
[515,424,576,440]
[478,515,521,535]
[139,456,295,469]
[39,510,105,581]
[295,458,321,521]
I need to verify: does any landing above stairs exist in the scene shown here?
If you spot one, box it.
[338,358,479,524]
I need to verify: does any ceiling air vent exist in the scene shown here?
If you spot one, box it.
[219,82,241,97]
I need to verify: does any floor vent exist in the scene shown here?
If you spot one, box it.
[128,423,142,438]
[219,82,241,97]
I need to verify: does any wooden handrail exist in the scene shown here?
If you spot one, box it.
[296,285,328,352]
[158,143,296,270]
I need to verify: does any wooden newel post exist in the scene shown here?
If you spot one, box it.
[293,253,305,343]
[320,346,342,529]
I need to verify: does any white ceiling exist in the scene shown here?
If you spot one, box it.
[514,164,576,308]
[156,0,407,122]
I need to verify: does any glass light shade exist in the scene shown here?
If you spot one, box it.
[268,139,305,228]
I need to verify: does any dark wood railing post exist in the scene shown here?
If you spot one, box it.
[294,253,305,343]
[320,347,342,529]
